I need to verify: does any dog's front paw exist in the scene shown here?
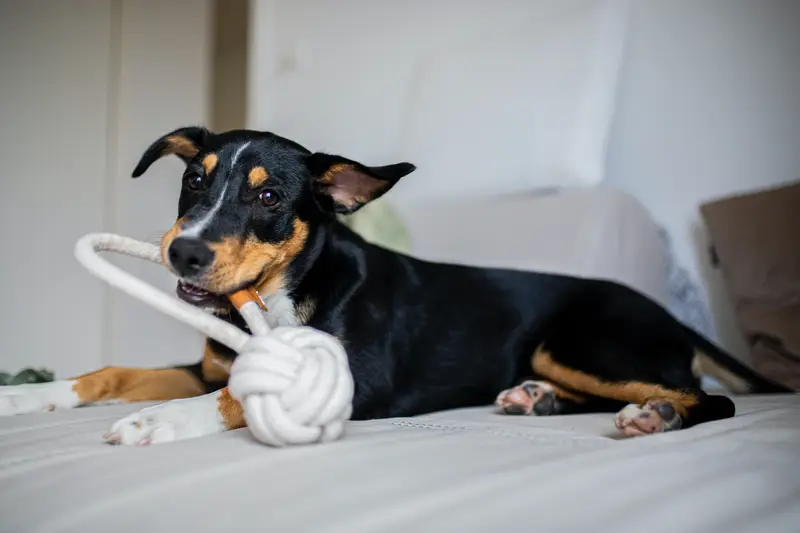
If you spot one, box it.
[0,382,80,416]
[104,393,225,446]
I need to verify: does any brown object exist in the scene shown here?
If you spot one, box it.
[700,181,800,389]
[71,367,205,403]
[217,387,246,430]
[531,346,700,415]
[228,286,267,311]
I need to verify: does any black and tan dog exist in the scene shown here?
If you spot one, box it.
[0,126,791,444]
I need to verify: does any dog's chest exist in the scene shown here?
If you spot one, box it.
[260,288,300,329]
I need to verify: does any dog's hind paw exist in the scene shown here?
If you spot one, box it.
[495,381,558,416]
[614,399,683,437]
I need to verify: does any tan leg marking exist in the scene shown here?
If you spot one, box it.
[71,367,205,404]
[531,345,698,417]
[217,387,245,430]
[201,341,232,383]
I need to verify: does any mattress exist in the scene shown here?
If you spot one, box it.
[1,394,798,533]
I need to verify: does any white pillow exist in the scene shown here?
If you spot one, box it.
[393,0,630,201]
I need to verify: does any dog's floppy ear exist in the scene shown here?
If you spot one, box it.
[307,153,415,214]
[131,126,211,178]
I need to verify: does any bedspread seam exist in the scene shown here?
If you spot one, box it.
[387,420,611,447]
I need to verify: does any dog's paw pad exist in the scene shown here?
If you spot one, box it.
[614,400,682,437]
[104,410,180,446]
[495,381,557,416]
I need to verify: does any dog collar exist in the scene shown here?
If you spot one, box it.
[229,286,268,311]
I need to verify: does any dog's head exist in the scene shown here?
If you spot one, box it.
[132,126,415,310]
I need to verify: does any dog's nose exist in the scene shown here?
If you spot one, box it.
[168,238,214,277]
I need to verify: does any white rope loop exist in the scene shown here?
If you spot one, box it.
[73,233,354,447]
[74,233,250,351]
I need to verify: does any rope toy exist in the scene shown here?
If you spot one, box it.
[73,233,354,447]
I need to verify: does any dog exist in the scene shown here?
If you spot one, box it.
[0,126,791,445]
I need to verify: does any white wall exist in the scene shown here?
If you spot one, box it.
[0,0,112,378]
[108,0,212,370]
[606,0,800,356]
[0,0,211,378]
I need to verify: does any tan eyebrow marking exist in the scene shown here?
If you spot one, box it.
[202,154,218,174]
[248,166,269,187]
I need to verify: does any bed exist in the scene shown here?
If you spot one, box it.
[2,188,797,532]
[1,395,799,533]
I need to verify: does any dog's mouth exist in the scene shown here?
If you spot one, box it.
[176,280,230,309]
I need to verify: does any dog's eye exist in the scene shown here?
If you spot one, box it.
[184,173,205,191]
[259,189,280,207]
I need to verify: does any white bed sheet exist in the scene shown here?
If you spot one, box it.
[1,394,798,533]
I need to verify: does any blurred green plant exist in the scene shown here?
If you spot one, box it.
[337,196,412,255]
[0,368,55,385]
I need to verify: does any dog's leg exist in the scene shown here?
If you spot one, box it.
[103,386,244,446]
[0,365,206,416]
[495,289,738,436]
[100,340,243,446]
[612,394,735,437]
[529,344,735,437]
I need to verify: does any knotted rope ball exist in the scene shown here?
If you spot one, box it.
[229,327,354,446]
[74,233,355,447]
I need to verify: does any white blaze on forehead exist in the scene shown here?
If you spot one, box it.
[230,141,251,167]
[182,182,229,238]
[180,141,251,239]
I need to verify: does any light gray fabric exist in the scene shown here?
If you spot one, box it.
[1,395,799,533]
[393,187,671,306]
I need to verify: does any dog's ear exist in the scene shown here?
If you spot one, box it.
[131,126,211,177]
[307,153,415,214]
